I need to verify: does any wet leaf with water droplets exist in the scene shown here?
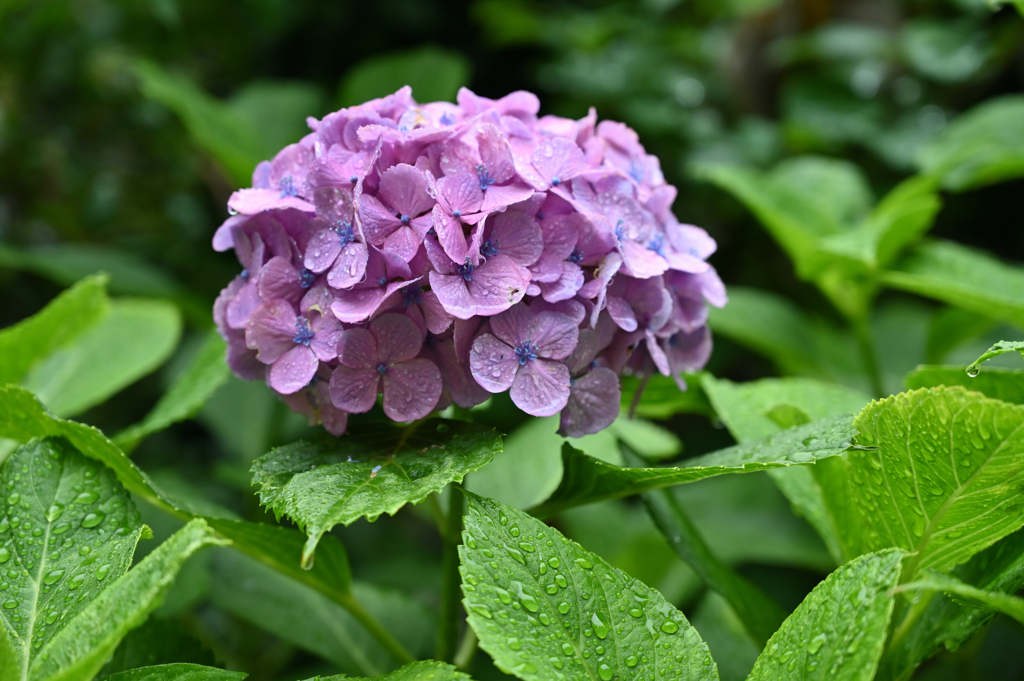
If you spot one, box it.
[906,365,1024,406]
[252,419,501,560]
[747,549,902,681]
[460,493,719,681]
[312,659,472,681]
[100,662,247,681]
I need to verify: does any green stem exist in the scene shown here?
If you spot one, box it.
[454,627,478,672]
[853,317,885,397]
[437,485,465,662]
[339,593,416,665]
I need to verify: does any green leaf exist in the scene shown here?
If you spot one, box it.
[460,493,719,681]
[210,550,430,677]
[638,458,787,646]
[906,365,1024,404]
[98,619,216,677]
[690,593,759,681]
[620,373,714,420]
[877,528,1024,680]
[102,664,245,681]
[114,332,230,453]
[314,660,471,681]
[252,420,502,562]
[964,340,1024,377]
[29,519,225,681]
[918,95,1024,191]
[225,81,325,160]
[466,416,565,510]
[0,275,109,386]
[901,18,995,84]
[897,569,1024,625]
[849,386,1024,579]
[24,299,182,418]
[881,240,1024,330]
[338,47,470,107]
[746,549,903,681]
[0,438,147,679]
[531,414,856,517]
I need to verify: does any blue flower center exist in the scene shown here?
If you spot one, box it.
[566,248,584,265]
[551,177,561,186]
[614,220,626,241]
[458,260,475,282]
[400,214,410,225]
[293,317,314,346]
[480,238,500,258]
[377,363,388,374]
[402,285,423,307]
[476,164,495,191]
[349,175,358,184]
[299,268,316,289]
[628,162,644,184]
[335,220,356,246]
[452,209,462,219]
[647,233,665,256]
[440,112,456,125]
[240,268,250,280]
[377,276,388,287]
[514,341,539,366]
[279,176,297,198]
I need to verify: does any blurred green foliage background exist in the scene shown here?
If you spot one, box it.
[1,0,1023,679]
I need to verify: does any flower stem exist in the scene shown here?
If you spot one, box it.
[454,627,478,672]
[338,593,416,666]
[437,484,465,662]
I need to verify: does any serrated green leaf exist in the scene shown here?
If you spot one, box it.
[850,386,1024,579]
[252,420,502,561]
[114,331,230,453]
[0,439,146,680]
[906,365,1024,404]
[877,529,1024,681]
[531,414,856,517]
[102,664,245,681]
[918,95,1024,191]
[29,519,225,681]
[0,275,109,386]
[897,569,1024,625]
[314,660,472,681]
[881,240,1024,330]
[210,550,430,677]
[337,47,470,107]
[460,493,719,681]
[24,299,182,418]
[746,549,902,681]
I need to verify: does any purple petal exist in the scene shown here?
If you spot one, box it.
[619,239,669,279]
[531,311,579,361]
[429,272,477,320]
[432,205,469,264]
[358,194,402,245]
[510,359,571,417]
[328,365,380,413]
[489,303,535,347]
[540,213,580,259]
[437,173,483,215]
[489,210,543,267]
[560,368,620,438]
[645,328,671,376]
[304,228,344,273]
[314,186,355,224]
[309,313,344,361]
[421,291,454,334]
[327,242,369,289]
[606,296,638,332]
[666,325,712,373]
[383,226,423,263]
[370,313,424,365]
[213,215,248,252]
[270,345,318,395]
[378,163,435,217]
[477,124,516,184]
[538,262,584,303]
[465,255,531,317]
[480,182,535,214]
[425,337,490,408]
[331,286,388,324]
[566,328,599,374]
[382,358,442,421]
[226,282,261,330]
[469,334,519,393]
[228,189,314,215]
[257,256,303,304]
[337,327,378,370]
[246,300,299,364]
[531,137,587,188]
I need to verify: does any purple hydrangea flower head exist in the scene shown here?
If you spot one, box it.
[329,313,442,422]
[211,86,726,436]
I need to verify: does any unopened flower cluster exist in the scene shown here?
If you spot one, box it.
[213,87,725,437]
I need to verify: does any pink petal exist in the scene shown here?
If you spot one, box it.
[510,359,571,417]
[437,173,483,215]
[432,205,469,264]
[358,194,402,245]
[246,300,299,364]
[538,262,584,303]
[327,242,369,289]
[477,124,516,184]
[328,365,380,413]
[421,291,454,334]
[619,240,669,279]
[531,137,587,188]
[269,345,318,394]
[228,189,314,215]
[257,256,303,303]
[212,215,248,252]
[429,271,478,320]
[309,314,344,361]
[226,282,261,330]
[384,226,423,263]
[469,334,519,393]
[378,163,435,217]
[382,358,442,421]
[304,228,343,273]
[337,327,378,370]
[531,311,579,361]
[465,255,531,317]
[370,313,424,365]
[606,296,638,332]
[560,368,620,438]
[489,303,535,347]
[480,182,535,214]
[489,210,543,267]
[314,186,355,224]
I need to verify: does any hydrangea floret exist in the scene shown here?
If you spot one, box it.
[213,87,726,438]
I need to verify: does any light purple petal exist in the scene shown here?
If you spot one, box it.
[666,325,712,373]
[314,186,355,224]
[309,314,344,361]
[606,296,638,332]
[619,240,669,279]
[531,311,579,361]
[383,226,423,263]
[560,368,620,437]
[466,255,531,317]
[432,205,469,264]
[531,137,587,188]
[488,210,543,267]
[437,173,483,215]
[337,327,378,370]
[382,358,442,421]
[477,124,516,184]
[429,271,478,320]
[270,345,318,394]
[538,262,584,303]
[331,287,388,324]
[540,214,580,259]
[480,182,535,214]
[228,189,314,215]
[213,215,247,252]
[469,334,519,393]
[489,303,535,347]
[510,359,571,417]
[328,365,380,413]
[370,313,424,365]
[378,163,435,217]
[420,291,454,334]
[358,194,402,245]
[304,228,343,273]
[426,337,490,408]
[327,242,369,289]
[257,256,303,303]
[226,282,261,330]
[645,328,671,376]
[246,300,299,364]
